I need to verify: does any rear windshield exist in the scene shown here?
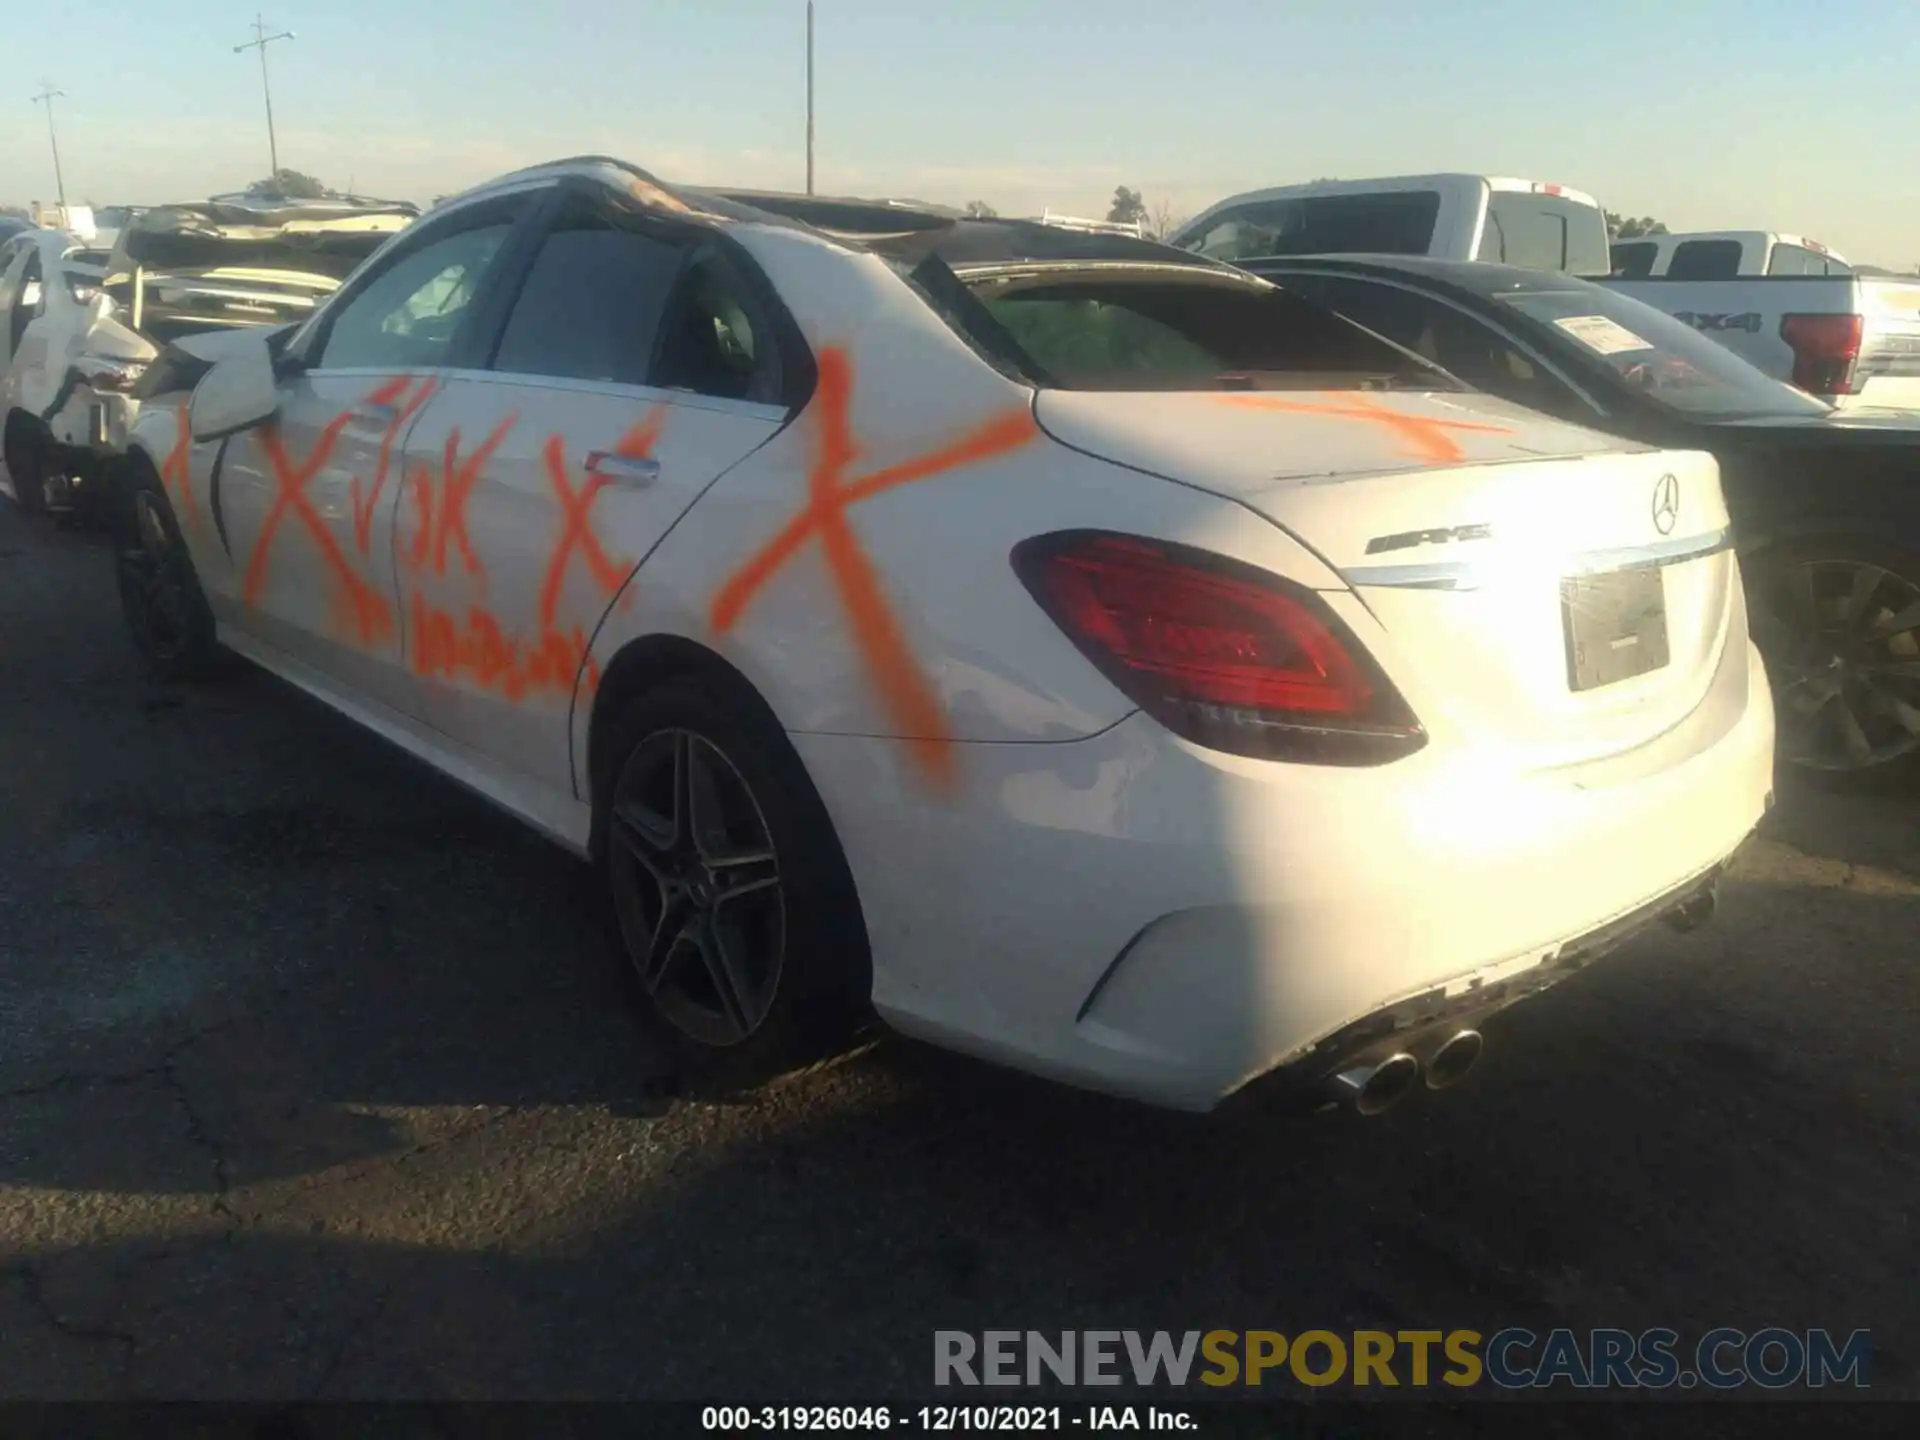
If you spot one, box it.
[921,263,1452,392]
[1178,192,1442,263]
[1610,241,1658,277]
[1475,192,1611,275]
[1495,285,1832,419]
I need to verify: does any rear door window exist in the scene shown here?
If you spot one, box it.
[490,208,684,386]
[1666,240,1744,280]
[1610,241,1658,277]
[1181,191,1442,262]
[652,251,783,404]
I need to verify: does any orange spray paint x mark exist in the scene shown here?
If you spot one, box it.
[350,376,441,556]
[538,410,662,630]
[1213,392,1514,465]
[160,401,197,523]
[710,346,1041,793]
[433,415,518,577]
[243,417,394,646]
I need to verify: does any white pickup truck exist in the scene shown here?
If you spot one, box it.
[1608,230,1854,279]
[1600,232,1920,412]
[1171,174,1612,275]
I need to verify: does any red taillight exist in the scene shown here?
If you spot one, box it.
[1011,530,1426,766]
[1779,313,1862,396]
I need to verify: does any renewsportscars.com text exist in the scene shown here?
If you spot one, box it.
[934,1328,1873,1391]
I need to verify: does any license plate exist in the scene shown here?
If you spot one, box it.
[1562,567,1670,692]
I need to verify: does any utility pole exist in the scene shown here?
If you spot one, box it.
[30,83,67,209]
[234,15,295,184]
[805,1,815,196]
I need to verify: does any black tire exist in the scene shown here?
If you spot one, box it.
[4,418,48,515]
[116,454,226,682]
[1743,536,1920,785]
[593,674,873,1091]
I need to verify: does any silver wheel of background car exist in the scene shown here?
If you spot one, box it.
[608,727,786,1049]
[1747,551,1920,774]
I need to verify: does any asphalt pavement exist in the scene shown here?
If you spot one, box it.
[1,492,1916,1417]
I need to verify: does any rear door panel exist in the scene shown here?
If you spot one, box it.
[395,193,789,796]
[396,378,781,793]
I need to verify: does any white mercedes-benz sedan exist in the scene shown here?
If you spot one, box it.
[113,157,1774,1114]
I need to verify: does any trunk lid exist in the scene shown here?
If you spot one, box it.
[1036,389,1738,768]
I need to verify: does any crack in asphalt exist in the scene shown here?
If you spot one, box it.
[0,1063,169,1105]
[0,1009,262,1107]
[160,1055,238,1237]
[3,1262,139,1394]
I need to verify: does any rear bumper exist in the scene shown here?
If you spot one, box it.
[1836,376,1920,414]
[799,642,1775,1112]
[1224,851,1744,1113]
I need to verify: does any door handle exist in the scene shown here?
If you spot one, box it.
[354,402,401,425]
[586,451,661,487]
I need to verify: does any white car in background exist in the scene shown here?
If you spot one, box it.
[1172,174,1613,276]
[1,199,413,518]
[1601,231,1920,414]
[116,157,1773,1114]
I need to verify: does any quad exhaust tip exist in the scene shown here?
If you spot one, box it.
[1329,1052,1421,1116]
[1424,1029,1484,1091]
[1328,1030,1487,1114]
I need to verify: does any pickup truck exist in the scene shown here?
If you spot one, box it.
[1599,259,1920,413]
[1609,230,1854,279]
[1171,174,1612,275]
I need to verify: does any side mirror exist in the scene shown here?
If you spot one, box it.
[188,330,281,442]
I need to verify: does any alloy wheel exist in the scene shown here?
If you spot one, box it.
[1748,557,1920,772]
[608,728,786,1047]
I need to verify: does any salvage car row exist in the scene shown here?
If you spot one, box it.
[1,158,1914,1121]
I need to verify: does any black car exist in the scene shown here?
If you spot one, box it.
[1244,253,1920,782]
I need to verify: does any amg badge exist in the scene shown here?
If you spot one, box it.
[1364,522,1493,556]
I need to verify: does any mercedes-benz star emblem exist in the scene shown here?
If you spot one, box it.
[1651,473,1680,536]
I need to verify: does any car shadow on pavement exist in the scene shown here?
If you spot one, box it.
[3,863,1916,1404]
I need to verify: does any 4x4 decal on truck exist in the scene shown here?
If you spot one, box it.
[1673,311,1762,334]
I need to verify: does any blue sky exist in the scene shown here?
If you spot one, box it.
[7,1,1918,265]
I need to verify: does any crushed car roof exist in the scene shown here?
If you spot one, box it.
[456,155,1248,276]
[107,200,418,277]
